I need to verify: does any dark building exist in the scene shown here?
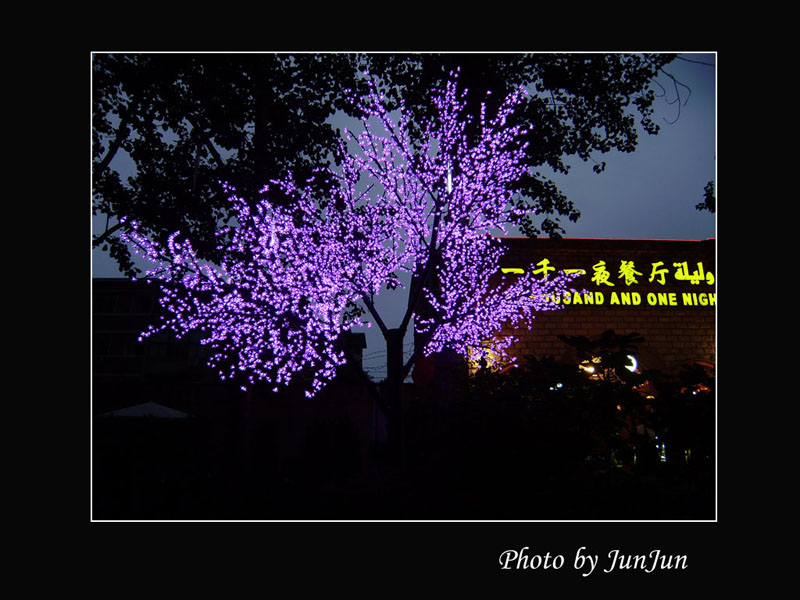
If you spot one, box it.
[93,278,212,414]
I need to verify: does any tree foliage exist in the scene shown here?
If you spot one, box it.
[93,54,362,275]
[93,52,676,276]
[696,180,715,213]
[121,73,581,397]
[330,53,676,239]
[460,330,714,476]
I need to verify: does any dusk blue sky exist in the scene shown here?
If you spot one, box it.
[544,53,716,241]
[91,52,716,379]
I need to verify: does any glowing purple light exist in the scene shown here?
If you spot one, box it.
[121,71,578,396]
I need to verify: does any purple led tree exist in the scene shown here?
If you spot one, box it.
[121,70,578,445]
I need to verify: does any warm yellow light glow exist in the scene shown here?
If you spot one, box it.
[467,342,507,375]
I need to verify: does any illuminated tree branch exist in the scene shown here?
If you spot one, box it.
[121,70,580,398]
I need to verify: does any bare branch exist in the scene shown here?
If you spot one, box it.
[93,222,124,248]
[658,67,692,125]
[676,55,716,67]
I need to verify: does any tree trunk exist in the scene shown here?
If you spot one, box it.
[385,328,405,463]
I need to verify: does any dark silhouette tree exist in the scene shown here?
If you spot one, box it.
[696,180,716,213]
[93,52,677,276]
[93,53,363,275]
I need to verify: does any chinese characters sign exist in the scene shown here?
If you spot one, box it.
[502,258,716,308]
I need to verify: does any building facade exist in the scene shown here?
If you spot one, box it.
[493,237,716,374]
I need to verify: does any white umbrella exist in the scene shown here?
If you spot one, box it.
[98,401,189,420]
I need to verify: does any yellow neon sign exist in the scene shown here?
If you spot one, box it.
[550,291,716,307]
[501,257,716,309]
[503,259,715,287]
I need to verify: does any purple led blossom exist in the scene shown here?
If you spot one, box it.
[121,70,579,396]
